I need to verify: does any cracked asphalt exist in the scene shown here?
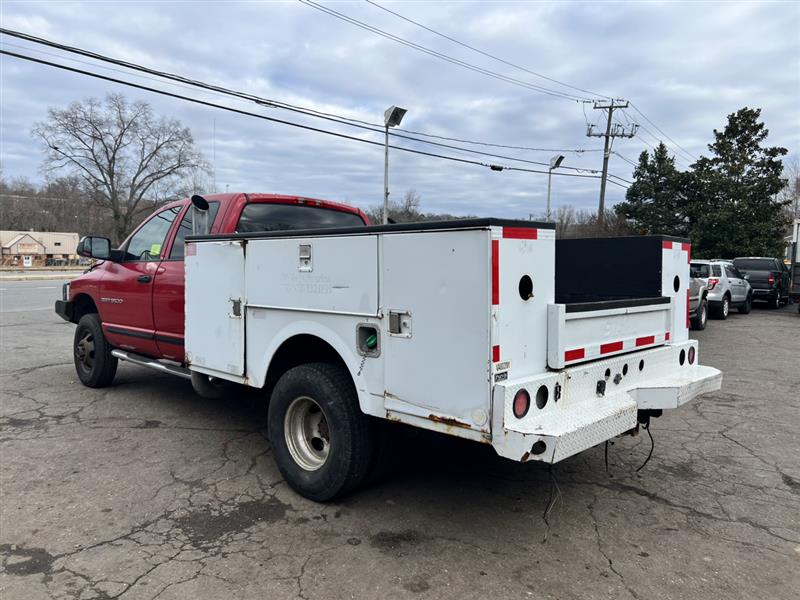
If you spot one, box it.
[1,280,799,599]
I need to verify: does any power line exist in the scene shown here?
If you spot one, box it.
[612,151,639,167]
[297,0,595,102]
[0,28,606,163]
[356,2,698,169]
[629,101,698,162]
[299,2,695,175]
[364,0,615,101]
[1,49,620,185]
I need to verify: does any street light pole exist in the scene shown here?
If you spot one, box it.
[383,124,390,224]
[382,105,408,225]
[546,154,565,222]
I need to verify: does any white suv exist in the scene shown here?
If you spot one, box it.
[690,260,752,319]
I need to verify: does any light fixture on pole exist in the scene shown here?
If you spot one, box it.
[383,105,407,224]
[546,154,565,221]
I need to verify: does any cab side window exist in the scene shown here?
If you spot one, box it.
[169,202,220,259]
[123,207,181,262]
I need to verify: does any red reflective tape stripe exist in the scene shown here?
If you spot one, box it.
[600,341,624,354]
[636,335,655,347]
[492,345,500,362]
[564,348,585,362]
[662,240,673,250]
[665,331,671,341]
[491,239,499,305]
[686,288,691,328]
[503,227,538,240]
[682,242,691,262]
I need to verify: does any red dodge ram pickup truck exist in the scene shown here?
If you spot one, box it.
[56,193,368,387]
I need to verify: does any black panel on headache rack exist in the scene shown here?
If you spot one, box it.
[555,236,688,304]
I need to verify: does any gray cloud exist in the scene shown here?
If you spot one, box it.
[1,0,797,218]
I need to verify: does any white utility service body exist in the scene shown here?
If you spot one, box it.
[185,219,721,464]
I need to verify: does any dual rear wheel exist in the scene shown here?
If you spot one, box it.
[268,362,376,502]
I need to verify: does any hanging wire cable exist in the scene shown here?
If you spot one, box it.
[629,102,698,161]
[296,2,695,172]
[297,0,595,102]
[0,28,614,169]
[1,49,626,186]
[364,0,615,101]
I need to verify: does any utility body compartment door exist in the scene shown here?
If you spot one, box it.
[185,240,246,376]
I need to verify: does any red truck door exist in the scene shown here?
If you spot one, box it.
[152,201,221,360]
[101,206,182,357]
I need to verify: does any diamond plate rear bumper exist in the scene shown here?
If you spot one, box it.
[491,341,722,464]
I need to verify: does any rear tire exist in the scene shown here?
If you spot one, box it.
[712,296,730,320]
[770,292,781,309]
[737,294,752,314]
[74,313,118,388]
[691,299,708,330]
[268,362,374,502]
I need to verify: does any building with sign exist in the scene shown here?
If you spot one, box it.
[0,230,80,267]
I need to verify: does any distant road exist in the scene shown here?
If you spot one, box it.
[0,278,71,314]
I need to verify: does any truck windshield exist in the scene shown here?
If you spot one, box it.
[733,258,774,271]
[237,203,365,233]
[690,263,709,277]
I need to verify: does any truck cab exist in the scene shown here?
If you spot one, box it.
[56,193,369,363]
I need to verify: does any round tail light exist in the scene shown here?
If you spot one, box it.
[688,346,696,364]
[513,389,530,419]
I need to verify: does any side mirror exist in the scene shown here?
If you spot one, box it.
[77,236,112,260]
[743,274,750,281]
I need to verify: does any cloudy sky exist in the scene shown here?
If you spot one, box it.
[1,1,798,218]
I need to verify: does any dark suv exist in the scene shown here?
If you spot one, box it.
[732,257,790,308]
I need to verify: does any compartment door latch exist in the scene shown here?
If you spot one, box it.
[230,297,242,318]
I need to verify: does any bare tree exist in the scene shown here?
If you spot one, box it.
[780,156,799,219]
[32,94,210,243]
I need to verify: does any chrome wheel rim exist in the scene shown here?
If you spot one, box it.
[75,331,95,372]
[284,396,330,471]
[723,299,729,317]
[701,304,707,326]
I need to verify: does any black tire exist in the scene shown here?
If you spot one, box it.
[268,362,374,502]
[691,299,708,330]
[770,291,781,309]
[712,296,730,320]
[190,371,235,400]
[73,313,118,388]
[737,294,752,314]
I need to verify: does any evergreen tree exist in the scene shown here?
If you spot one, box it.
[687,107,788,258]
[614,142,687,236]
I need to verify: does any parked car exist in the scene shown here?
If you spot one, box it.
[790,219,800,313]
[732,257,790,309]
[688,270,708,330]
[690,260,752,319]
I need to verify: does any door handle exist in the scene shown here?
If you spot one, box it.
[138,275,152,283]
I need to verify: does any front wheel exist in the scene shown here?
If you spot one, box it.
[74,313,118,388]
[268,363,374,502]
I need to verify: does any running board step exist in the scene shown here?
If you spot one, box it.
[111,349,191,380]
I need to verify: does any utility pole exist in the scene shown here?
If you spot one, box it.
[587,100,637,224]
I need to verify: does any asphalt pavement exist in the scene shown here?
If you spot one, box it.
[1,287,798,600]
